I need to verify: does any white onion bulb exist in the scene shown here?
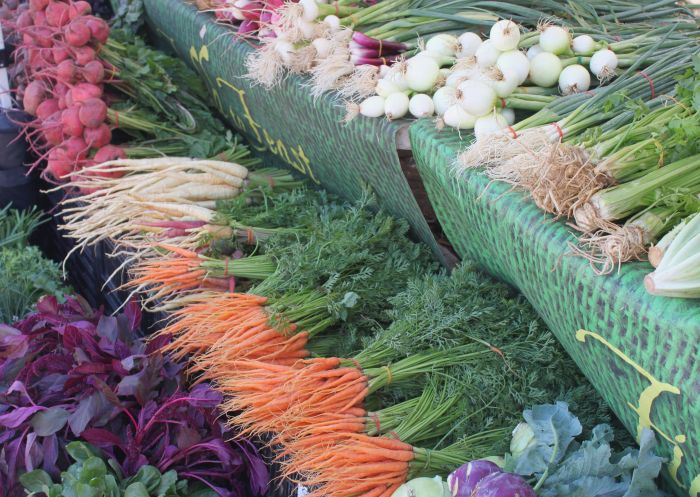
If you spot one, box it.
[379,65,391,78]
[323,14,341,31]
[501,107,515,125]
[444,104,476,129]
[445,70,472,88]
[359,96,385,117]
[409,93,435,118]
[489,20,521,51]
[539,26,570,55]
[406,55,440,91]
[474,113,508,140]
[312,38,331,59]
[457,32,482,58]
[529,52,562,87]
[426,34,459,57]
[375,79,400,98]
[590,49,618,80]
[475,39,501,68]
[496,50,530,85]
[384,68,409,91]
[558,64,591,94]
[433,86,458,116]
[457,80,497,116]
[489,68,519,97]
[526,44,543,60]
[384,92,410,119]
[300,0,319,22]
[572,35,595,54]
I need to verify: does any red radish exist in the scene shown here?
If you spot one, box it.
[68,1,91,19]
[43,126,64,146]
[61,107,84,137]
[68,82,102,105]
[63,136,89,160]
[45,1,70,27]
[82,60,104,84]
[93,144,126,163]
[46,147,75,180]
[64,19,91,47]
[51,46,70,63]
[32,26,54,47]
[17,11,33,29]
[84,16,109,44]
[78,97,107,128]
[31,9,47,25]
[83,123,111,148]
[29,0,49,11]
[35,97,60,120]
[56,59,76,82]
[23,80,46,115]
[73,45,95,65]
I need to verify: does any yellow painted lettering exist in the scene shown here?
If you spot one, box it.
[275,140,292,164]
[294,146,319,184]
[262,129,277,154]
[215,78,263,144]
[690,474,700,497]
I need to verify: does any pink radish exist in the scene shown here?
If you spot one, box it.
[31,9,47,25]
[23,80,46,115]
[73,45,95,65]
[64,19,91,47]
[68,1,91,19]
[82,60,104,84]
[35,98,60,120]
[42,113,64,146]
[78,97,107,128]
[61,107,84,137]
[63,136,89,160]
[46,147,74,180]
[68,82,102,105]
[84,16,109,43]
[93,144,125,163]
[17,11,33,29]
[83,123,111,148]
[45,1,70,27]
[31,26,54,47]
[56,59,76,82]
[52,46,70,63]
[29,0,49,11]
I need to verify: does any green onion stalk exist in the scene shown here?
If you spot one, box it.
[574,154,700,230]
[645,211,700,298]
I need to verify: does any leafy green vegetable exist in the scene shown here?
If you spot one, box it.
[109,0,145,35]
[504,402,666,497]
[0,247,67,323]
[0,205,45,250]
[20,442,215,497]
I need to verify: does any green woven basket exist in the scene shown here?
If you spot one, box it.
[144,0,442,260]
[409,119,700,497]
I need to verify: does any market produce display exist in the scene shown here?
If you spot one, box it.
[1,1,698,497]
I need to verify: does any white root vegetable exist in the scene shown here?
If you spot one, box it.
[496,50,530,85]
[558,64,591,94]
[475,39,501,68]
[359,95,386,117]
[529,52,562,87]
[526,44,543,60]
[572,35,595,54]
[384,92,410,119]
[406,55,441,91]
[489,20,520,51]
[433,86,458,116]
[590,49,618,80]
[457,32,482,58]
[443,104,476,129]
[458,80,497,117]
[474,113,508,140]
[375,79,400,97]
[501,107,515,125]
[409,93,435,118]
[539,25,570,55]
[426,33,459,57]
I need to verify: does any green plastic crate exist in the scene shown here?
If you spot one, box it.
[144,0,442,260]
[409,119,700,497]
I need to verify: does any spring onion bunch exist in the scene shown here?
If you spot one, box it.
[645,212,700,298]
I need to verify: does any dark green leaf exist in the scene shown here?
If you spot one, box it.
[20,469,53,492]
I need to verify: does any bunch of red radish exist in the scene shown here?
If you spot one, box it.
[6,0,125,182]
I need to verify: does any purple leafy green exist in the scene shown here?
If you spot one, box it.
[0,295,268,497]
